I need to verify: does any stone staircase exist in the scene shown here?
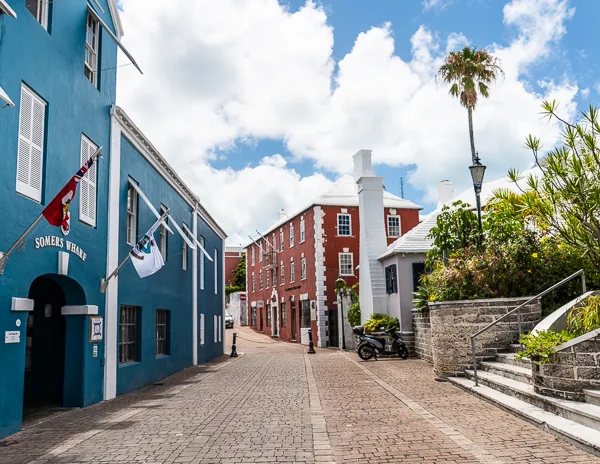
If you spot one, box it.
[450,347,600,456]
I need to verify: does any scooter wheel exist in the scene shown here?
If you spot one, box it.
[397,345,409,360]
[358,345,375,361]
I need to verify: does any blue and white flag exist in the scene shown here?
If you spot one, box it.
[130,218,166,278]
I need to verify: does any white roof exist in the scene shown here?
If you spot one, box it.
[249,175,422,245]
[380,166,540,259]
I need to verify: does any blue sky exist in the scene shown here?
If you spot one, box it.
[118,0,599,243]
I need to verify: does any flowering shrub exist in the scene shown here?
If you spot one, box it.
[363,313,399,334]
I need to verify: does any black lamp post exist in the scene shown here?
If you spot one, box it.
[469,152,486,245]
[335,275,347,350]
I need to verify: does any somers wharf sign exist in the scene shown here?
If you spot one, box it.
[34,235,88,262]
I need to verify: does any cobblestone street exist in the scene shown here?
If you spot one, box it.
[1,327,599,464]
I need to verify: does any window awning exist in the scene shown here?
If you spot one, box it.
[0,86,15,107]
[0,0,16,19]
[182,223,214,262]
[128,178,197,251]
[87,4,142,75]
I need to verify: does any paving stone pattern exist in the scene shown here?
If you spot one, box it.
[0,326,598,463]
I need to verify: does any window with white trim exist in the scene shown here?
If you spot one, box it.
[200,236,205,290]
[159,205,168,260]
[26,0,49,30]
[79,135,98,227]
[251,247,255,266]
[387,215,401,238]
[200,313,205,345]
[214,315,218,343]
[272,266,277,287]
[339,253,354,276]
[156,309,169,356]
[300,217,306,243]
[337,214,351,236]
[259,244,263,262]
[16,84,46,202]
[280,264,285,285]
[290,259,296,283]
[301,257,306,280]
[214,248,218,294]
[252,272,255,293]
[272,233,277,251]
[290,224,295,247]
[126,183,138,245]
[259,270,263,290]
[266,269,270,288]
[182,224,188,271]
[280,230,284,251]
[85,13,100,87]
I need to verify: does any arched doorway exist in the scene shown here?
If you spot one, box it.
[23,274,86,417]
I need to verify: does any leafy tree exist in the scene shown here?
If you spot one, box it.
[498,103,600,268]
[427,201,479,264]
[232,253,246,289]
[437,46,503,163]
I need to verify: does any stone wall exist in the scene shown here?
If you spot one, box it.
[412,308,433,362]
[428,297,542,378]
[533,329,600,401]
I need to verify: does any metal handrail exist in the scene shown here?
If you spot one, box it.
[470,269,586,386]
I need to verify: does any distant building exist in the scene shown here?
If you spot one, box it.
[225,247,245,286]
[245,172,422,347]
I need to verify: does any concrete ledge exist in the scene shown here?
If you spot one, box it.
[11,297,34,312]
[61,305,99,316]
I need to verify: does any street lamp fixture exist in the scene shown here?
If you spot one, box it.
[0,86,15,109]
[335,275,347,350]
[469,152,486,245]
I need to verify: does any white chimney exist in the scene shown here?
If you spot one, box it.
[277,209,287,221]
[353,149,388,323]
[437,180,454,208]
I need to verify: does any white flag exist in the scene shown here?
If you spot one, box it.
[130,218,166,278]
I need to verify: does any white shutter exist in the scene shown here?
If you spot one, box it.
[16,85,46,202]
[214,315,218,343]
[79,135,97,227]
[200,313,205,345]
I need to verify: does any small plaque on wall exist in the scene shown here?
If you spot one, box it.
[89,316,103,342]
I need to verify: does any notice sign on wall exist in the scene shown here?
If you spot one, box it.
[34,236,87,262]
[89,316,103,342]
[5,331,20,344]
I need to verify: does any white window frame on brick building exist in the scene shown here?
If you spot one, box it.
[273,266,277,287]
[339,252,354,276]
[280,262,285,285]
[337,213,351,236]
[252,272,255,293]
[300,217,305,243]
[266,269,270,289]
[387,215,401,238]
[301,256,306,280]
[280,229,284,251]
[290,258,295,283]
[251,247,255,266]
[272,233,277,251]
[259,270,263,290]
[290,224,295,248]
[259,243,263,262]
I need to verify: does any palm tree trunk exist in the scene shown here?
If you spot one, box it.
[467,106,477,164]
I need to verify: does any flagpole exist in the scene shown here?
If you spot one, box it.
[0,214,44,275]
[0,146,104,276]
[248,235,264,254]
[256,230,276,252]
[100,208,170,294]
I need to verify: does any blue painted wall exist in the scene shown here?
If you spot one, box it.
[116,136,224,394]
[0,0,118,439]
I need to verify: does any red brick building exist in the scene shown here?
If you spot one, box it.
[245,175,421,347]
[225,247,245,286]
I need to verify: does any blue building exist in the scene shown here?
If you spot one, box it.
[0,0,226,440]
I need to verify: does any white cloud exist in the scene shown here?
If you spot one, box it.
[117,0,578,240]
[422,0,454,11]
[595,82,600,96]
[581,88,590,98]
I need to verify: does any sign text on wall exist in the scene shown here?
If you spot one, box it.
[34,236,87,262]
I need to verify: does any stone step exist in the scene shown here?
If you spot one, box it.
[449,376,600,457]
[464,369,600,432]
[585,390,600,407]
[479,361,532,384]
[495,352,531,368]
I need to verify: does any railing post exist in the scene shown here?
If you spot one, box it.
[517,307,522,340]
[582,271,587,294]
[471,336,478,386]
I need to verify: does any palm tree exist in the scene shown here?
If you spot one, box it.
[437,46,503,164]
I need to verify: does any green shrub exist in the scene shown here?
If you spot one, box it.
[516,330,577,364]
[363,313,399,334]
[347,302,361,327]
[567,295,600,334]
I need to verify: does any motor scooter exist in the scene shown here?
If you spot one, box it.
[353,325,409,360]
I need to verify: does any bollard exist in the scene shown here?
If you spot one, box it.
[230,332,238,358]
[307,328,316,354]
